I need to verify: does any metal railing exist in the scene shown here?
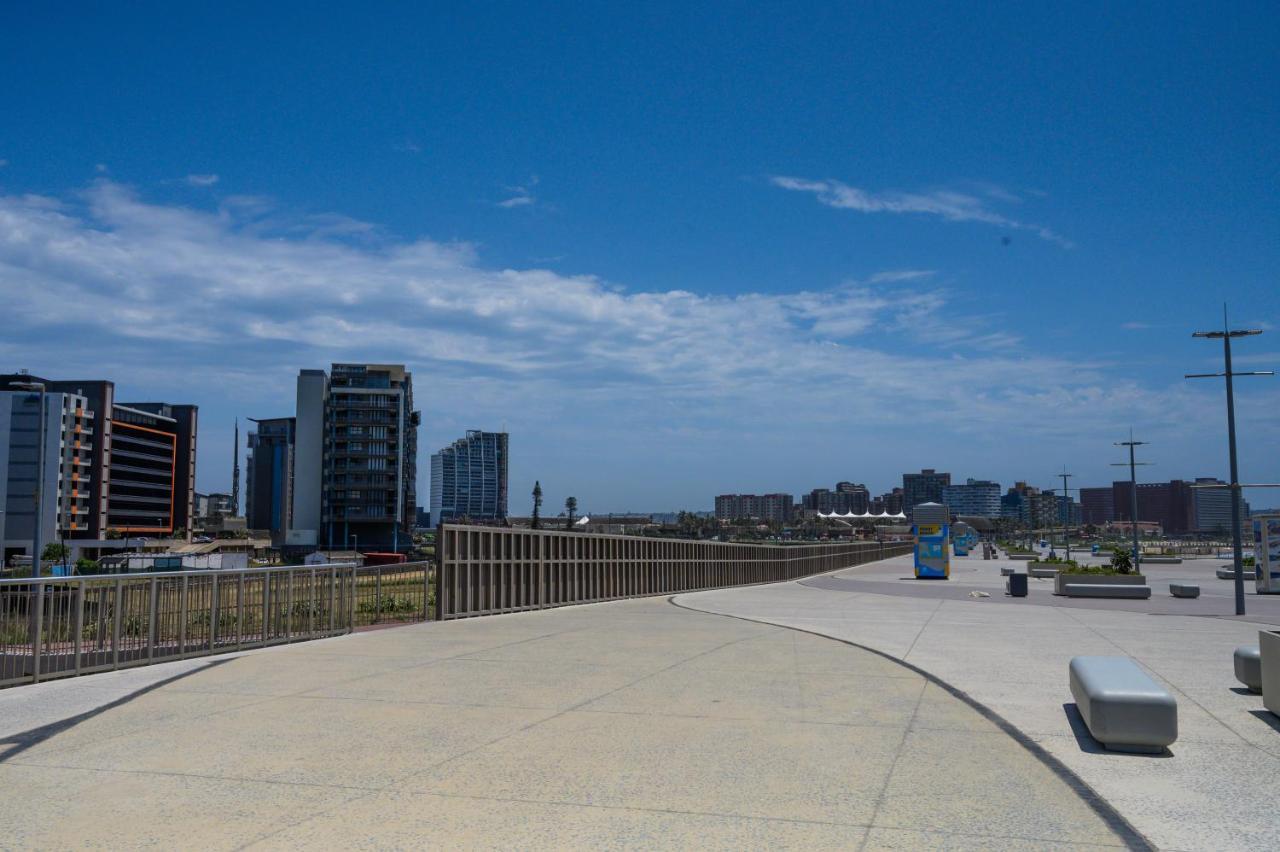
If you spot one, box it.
[1,561,433,688]
[436,525,913,619]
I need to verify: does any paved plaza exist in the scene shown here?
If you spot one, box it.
[1,579,1139,850]
[680,551,1280,852]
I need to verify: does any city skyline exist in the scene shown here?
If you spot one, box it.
[2,4,1278,513]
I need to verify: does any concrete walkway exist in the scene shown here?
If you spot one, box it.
[678,553,1280,852]
[0,594,1138,850]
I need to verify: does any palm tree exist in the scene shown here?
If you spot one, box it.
[531,481,543,530]
[564,496,578,529]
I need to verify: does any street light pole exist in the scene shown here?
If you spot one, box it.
[1186,306,1273,616]
[1112,432,1150,574]
[1058,468,1073,563]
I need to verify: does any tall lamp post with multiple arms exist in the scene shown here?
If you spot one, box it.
[1111,432,1150,575]
[1058,468,1073,563]
[1186,307,1274,616]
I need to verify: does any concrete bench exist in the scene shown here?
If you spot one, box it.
[1000,566,1015,576]
[1217,568,1257,580]
[1028,566,1059,578]
[1062,583,1152,599]
[1169,583,1200,599]
[1069,656,1177,753]
[1234,646,1262,693]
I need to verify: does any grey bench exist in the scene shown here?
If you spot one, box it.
[1234,646,1262,693]
[1169,583,1200,599]
[1217,568,1257,580]
[1000,566,1015,576]
[1062,583,1152,599]
[1069,656,1177,753]
[1028,566,1059,578]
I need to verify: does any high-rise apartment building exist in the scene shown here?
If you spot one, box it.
[0,388,95,562]
[293,364,419,551]
[942,479,1001,518]
[714,493,794,523]
[114,402,199,535]
[430,430,509,523]
[0,373,198,544]
[902,469,951,520]
[246,417,295,540]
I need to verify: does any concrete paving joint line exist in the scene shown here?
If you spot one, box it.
[664,595,1156,852]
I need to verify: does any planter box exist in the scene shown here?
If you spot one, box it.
[1262,631,1280,719]
[1055,572,1146,595]
[1028,565,1060,578]
[1008,553,1036,561]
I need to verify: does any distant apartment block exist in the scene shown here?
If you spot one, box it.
[1001,481,1060,528]
[0,373,198,550]
[804,482,871,515]
[1188,478,1250,534]
[714,493,794,523]
[430,430,509,523]
[941,479,1001,518]
[1079,487,1115,525]
[1112,480,1194,536]
[903,469,951,519]
[293,364,419,551]
[246,417,295,541]
[835,482,871,514]
[871,488,904,515]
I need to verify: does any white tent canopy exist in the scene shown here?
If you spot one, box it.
[817,510,907,521]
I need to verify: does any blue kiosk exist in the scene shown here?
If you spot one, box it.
[912,502,951,579]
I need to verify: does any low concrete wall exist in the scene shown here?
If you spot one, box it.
[1055,572,1146,595]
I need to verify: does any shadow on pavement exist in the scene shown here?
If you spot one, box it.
[1063,703,1172,758]
[0,659,234,763]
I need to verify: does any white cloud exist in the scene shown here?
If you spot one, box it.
[1,179,1268,506]
[185,173,220,187]
[771,176,1072,248]
[1121,321,1151,330]
[496,175,539,209]
[0,159,8,168]
[393,140,422,154]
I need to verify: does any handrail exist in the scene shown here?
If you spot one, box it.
[0,560,439,587]
[0,561,366,586]
[2,560,435,689]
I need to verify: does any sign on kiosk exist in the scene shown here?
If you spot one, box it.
[912,502,950,579]
[1253,513,1280,594]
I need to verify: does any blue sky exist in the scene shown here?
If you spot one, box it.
[2,2,1278,513]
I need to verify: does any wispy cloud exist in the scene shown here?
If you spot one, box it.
[393,140,422,154]
[0,159,8,168]
[1121,321,1151,330]
[185,173,219,187]
[496,176,539,209]
[770,176,1072,248]
[868,269,936,284]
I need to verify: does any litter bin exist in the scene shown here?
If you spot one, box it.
[1007,573,1028,597]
